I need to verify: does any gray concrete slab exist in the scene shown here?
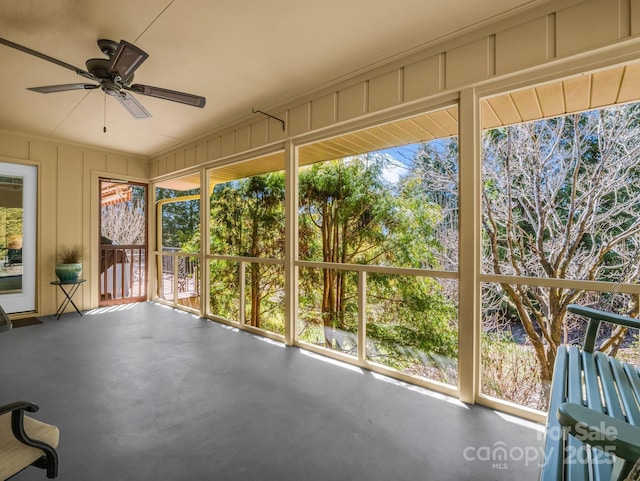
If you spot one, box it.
[0,302,543,480]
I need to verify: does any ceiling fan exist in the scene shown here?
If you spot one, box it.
[0,37,206,119]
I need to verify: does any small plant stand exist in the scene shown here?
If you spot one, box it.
[50,279,86,319]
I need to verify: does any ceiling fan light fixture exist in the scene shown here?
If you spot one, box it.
[101,83,120,97]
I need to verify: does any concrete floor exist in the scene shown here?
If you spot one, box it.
[1,302,544,481]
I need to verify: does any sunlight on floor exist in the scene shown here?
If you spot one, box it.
[494,411,544,432]
[299,349,365,374]
[371,371,469,408]
[252,335,286,348]
[85,303,139,315]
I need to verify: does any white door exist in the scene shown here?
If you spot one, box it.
[0,163,36,313]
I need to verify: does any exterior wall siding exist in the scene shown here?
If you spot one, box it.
[151,0,640,177]
[0,132,148,315]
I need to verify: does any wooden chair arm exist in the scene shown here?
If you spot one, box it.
[567,304,640,353]
[557,402,640,463]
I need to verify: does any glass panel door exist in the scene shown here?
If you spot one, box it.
[99,179,147,305]
[0,162,36,313]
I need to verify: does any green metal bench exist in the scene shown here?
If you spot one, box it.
[540,304,640,481]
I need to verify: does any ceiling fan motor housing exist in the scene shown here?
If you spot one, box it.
[85,58,111,79]
[101,80,123,97]
[85,58,128,96]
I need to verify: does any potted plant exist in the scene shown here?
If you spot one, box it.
[55,245,83,282]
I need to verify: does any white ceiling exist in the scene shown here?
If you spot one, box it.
[0,0,547,158]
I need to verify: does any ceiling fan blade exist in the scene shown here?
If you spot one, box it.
[28,83,99,93]
[127,84,206,108]
[114,92,151,119]
[0,37,95,80]
[109,40,148,81]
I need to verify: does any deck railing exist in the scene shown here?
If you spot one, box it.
[158,252,200,309]
[99,245,146,305]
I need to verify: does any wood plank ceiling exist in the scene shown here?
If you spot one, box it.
[482,63,640,128]
[158,62,640,191]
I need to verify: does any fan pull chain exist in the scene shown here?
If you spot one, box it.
[103,92,107,133]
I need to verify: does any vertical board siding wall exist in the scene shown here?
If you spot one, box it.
[0,132,148,315]
[150,0,640,177]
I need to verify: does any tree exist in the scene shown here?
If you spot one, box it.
[156,187,200,249]
[480,106,640,397]
[299,154,458,365]
[210,173,285,328]
[0,206,22,267]
[206,152,458,373]
[401,138,459,272]
[409,104,640,404]
[299,156,393,344]
[101,185,146,245]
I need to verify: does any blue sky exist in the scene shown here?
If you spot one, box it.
[376,143,421,183]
